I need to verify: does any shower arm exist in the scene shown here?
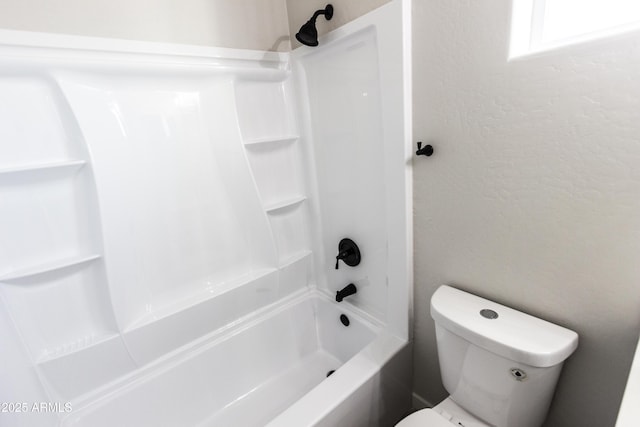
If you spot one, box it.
[310,9,329,22]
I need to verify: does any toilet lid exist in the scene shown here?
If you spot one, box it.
[396,409,453,427]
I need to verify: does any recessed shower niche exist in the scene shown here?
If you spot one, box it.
[235,76,312,292]
[0,78,95,274]
[244,139,305,210]
[234,77,297,142]
[0,76,122,399]
[0,78,78,166]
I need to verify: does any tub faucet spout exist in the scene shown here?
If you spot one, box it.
[336,283,357,302]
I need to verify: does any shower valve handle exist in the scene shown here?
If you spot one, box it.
[335,238,361,270]
[335,250,351,269]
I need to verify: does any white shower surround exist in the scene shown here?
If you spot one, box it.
[0,1,412,426]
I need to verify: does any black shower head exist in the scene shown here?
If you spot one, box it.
[296,20,320,47]
[295,4,334,47]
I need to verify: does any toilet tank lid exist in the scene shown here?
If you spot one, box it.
[430,285,578,368]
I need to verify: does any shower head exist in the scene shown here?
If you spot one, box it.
[295,4,334,47]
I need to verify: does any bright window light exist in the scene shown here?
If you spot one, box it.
[540,0,640,42]
[510,0,640,58]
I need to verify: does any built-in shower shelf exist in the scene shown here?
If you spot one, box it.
[265,195,306,213]
[124,267,279,332]
[0,159,86,176]
[243,135,299,146]
[0,254,101,282]
[279,250,312,269]
[36,331,120,364]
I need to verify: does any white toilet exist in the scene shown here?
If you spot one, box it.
[398,285,578,427]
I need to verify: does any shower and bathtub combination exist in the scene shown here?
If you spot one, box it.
[0,1,413,426]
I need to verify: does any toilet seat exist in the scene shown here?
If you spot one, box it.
[396,409,453,427]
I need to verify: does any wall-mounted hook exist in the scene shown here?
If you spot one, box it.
[416,141,434,157]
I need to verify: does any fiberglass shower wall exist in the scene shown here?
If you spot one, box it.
[294,17,412,332]
[0,1,413,417]
[303,30,387,319]
[0,42,313,413]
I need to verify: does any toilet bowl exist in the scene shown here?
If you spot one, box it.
[396,285,578,427]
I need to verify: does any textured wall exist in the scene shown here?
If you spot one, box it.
[0,0,392,51]
[412,1,640,426]
[0,0,291,51]
[286,0,390,49]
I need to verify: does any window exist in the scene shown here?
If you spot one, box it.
[510,0,640,58]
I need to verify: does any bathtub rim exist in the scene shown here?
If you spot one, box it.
[265,330,410,427]
[60,287,385,422]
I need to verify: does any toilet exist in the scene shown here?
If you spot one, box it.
[398,285,578,427]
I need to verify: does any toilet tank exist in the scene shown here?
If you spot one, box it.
[430,286,578,427]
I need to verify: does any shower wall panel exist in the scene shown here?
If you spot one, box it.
[296,29,389,320]
[292,0,413,339]
[235,76,313,296]
[0,32,312,412]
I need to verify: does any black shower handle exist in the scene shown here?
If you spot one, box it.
[335,238,361,270]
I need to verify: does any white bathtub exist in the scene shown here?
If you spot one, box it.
[61,291,410,427]
[0,2,412,425]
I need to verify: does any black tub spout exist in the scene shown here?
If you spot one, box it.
[336,283,357,302]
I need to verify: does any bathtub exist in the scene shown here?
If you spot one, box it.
[0,1,412,425]
[61,291,410,427]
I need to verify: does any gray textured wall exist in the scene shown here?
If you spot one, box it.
[0,0,291,51]
[412,1,640,426]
